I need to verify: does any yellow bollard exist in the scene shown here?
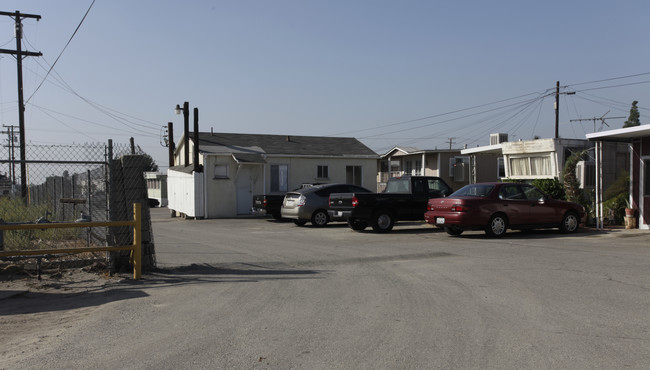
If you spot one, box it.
[133,203,142,279]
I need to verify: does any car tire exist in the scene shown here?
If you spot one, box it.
[444,226,463,236]
[348,218,368,231]
[371,210,394,233]
[311,210,329,227]
[560,211,579,233]
[294,220,308,226]
[485,213,507,237]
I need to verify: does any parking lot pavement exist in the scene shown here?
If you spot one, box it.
[149,207,649,270]
[1,208,647,369]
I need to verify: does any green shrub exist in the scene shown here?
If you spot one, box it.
[531,178,565,200]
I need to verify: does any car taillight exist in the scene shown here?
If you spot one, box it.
[427,203,435,211]
[352,196,359,207]
[263,198,268,207]
[450,204,471,212]
[298,195,306,206]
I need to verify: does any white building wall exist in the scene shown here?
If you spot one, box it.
[167,169,204,218]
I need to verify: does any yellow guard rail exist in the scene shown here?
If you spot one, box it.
[0,203,142,279]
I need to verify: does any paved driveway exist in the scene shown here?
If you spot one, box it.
[2,208,649,369]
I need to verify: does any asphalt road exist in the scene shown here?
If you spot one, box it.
[2,207,649,369]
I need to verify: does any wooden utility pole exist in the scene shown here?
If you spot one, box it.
[0,11,42,201]
[447,137,455,150]
[554,80,576,139]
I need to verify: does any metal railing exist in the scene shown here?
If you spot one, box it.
[0,203,142,279]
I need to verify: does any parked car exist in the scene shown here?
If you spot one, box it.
[252,183,324,220]
[424,182,587,237]
[328,176,453,233]
[281,184,371,227]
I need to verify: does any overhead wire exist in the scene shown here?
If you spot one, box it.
[26,0,96,104]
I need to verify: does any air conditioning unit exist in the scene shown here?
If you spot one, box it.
[576,161,595,189]
[490,133,508,145]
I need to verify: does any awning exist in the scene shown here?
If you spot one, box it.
[231,153,267,164]
[586,124,650,142]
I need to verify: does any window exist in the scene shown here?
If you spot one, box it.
[499,185,526,200]
[405,160,413,175]
[214,164,229,179]
[530,156,552,176]
[497,157,505,178]
[509,157,530,176]
[270,164,288,192]
[346,166,362,186]
[415,160,422,176]
[509,155,553,177]
[317,165,329,179]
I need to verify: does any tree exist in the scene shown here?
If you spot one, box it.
[623,100,640,128]
[142,153,159,172]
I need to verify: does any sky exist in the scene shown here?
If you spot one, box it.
[1,0,649,171]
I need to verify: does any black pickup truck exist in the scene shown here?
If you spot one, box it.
[328,175,453,233]
[252,194,285,219]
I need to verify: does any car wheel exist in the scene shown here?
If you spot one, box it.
[444,226,463,236]
[560,211,579,233]
[311,210,329,227]
[294,220,308,226]
[348,218,368,231]
[485,214,507,237]
[371,210,394,233]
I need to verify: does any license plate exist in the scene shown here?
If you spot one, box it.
[436,217,445,225]
[336,211,343,217]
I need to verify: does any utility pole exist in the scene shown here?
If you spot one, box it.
[554,80,576,139]
[447,137,455,150]
[0,11,42,201]
[2,125,19,185]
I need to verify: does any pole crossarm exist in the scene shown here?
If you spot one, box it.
[0,11,41,19]
[0,48,42,57]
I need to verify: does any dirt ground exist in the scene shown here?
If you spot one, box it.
[0,262,131,364]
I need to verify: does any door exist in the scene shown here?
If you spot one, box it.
[498,184,532,225]
[236,167,253,215]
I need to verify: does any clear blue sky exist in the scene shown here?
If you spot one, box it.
[1,0,648,170]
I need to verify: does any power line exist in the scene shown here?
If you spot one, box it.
[26,0,96,103]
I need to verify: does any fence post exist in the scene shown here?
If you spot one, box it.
[133,202,142,279]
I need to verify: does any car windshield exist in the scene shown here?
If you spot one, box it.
[450,184,494,197]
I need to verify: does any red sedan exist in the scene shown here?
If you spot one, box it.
[424,182,587,237]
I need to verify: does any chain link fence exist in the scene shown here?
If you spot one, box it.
[0,140,155,271]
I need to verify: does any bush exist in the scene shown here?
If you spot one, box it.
[531,178,565,200]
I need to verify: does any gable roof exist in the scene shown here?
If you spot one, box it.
[184,132,378,157]
[381,146,461,158]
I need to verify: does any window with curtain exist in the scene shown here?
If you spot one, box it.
[509,157,530,176]
[530,156,552,176]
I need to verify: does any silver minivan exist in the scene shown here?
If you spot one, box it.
[281,184,371,227]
